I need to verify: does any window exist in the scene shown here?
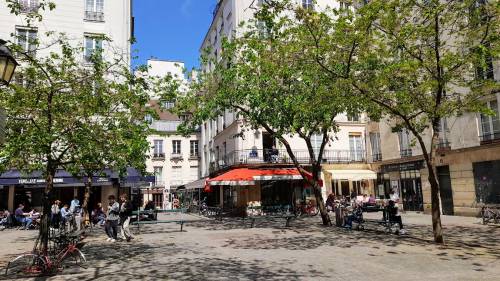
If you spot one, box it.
[347,115,359,122]
[398,128,412,157]
[359,0,371,8]
[475,47,494,80]
[311,134,323,159]
[153,140,164,159]
[370,132,382,162]
[190,140,199,157]
[437,118,451,149]
[172,140,181,155]
[349,134,363,161]
[480,100,500,142]
[154,167,164,186]
[85,0,104,21]
[161,101,175,109]
[16,29,37,57]
[171,166,182,186]
[258,20,268,38]
[190,166,198,182]
[339,1,351,16]
[302,0,314,9]
[84,35,103,63]
[19,0,38,13]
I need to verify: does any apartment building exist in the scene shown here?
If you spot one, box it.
[142,59,202,209]
[0,0,135,212]
[199,0,376,209]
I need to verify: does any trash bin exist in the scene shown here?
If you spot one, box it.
[335,206,343,227]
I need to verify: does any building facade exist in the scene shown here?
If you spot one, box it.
[142,59,202,209]
[199,0,377,209]
[0,0,134,212]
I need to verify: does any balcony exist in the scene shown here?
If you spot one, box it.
[189,152,200,160]
[372,153,382,162]
[20,5,38,14]
[170,180,183,187]
[84,11,105,21]
[436,139,451,151]
[171,152,183,160]
[400,149,412,158]
[152,153,165,161]
[480,132,500,145]
[209,149,367,174]
[155,181,165,187]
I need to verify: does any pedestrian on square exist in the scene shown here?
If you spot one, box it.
[70,196,79,212]
[74,205,82,231]
[105,195,119,242]
[51,200,61,229]
[326,191,335,212]
[390,188,400,213]
[350,189,356,203]
[387,200,406,234]
[119,194,134,242]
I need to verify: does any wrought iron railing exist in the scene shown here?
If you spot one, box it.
[480,132,500,144]
[400,149,412,158]
[171,152,183,159]
[209,149,367,173]
[372,153,382,162]
[20,5,38,14]
[189,152,200,159]
[436,140,451,149]
[152,153,165,160]
[85,11,104,21]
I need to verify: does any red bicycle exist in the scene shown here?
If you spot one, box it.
[293,200,319,217]
[5,235,86,277]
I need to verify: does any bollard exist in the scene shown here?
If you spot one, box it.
[335,206,343,227]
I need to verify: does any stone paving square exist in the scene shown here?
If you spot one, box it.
[0,212,499,280]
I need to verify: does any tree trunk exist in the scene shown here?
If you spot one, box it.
[427,162,444,243]
[40,166,56,251]
[312,181,331,226]
[80,178,93,238]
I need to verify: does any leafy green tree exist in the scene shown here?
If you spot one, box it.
[5,0,56,26]
[0,32,163,249]
[174,1,362,226]
[343,0,500,243]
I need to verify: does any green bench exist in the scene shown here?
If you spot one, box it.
[131,209,188,232]
[248,215,295,228]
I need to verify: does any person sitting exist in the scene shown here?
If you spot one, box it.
[386,200,406,234]
[345,202,363,229]
[362,194,368,204]
[15,204,32,230]
[1,209,11,230]
[93,203,106,227]
[270,146,279,163]
[368,194,376,205]
[29,207,41,226]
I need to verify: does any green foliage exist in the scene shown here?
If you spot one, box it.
[5,0,56,26]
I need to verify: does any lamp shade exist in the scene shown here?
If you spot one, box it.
[0,40,18,86]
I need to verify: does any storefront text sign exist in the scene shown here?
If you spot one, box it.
[381,160,424,173]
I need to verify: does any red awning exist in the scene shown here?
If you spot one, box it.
[206,168,323,187]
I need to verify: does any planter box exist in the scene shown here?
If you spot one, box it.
[424,208,432,215]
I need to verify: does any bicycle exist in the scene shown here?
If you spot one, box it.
[293,200,319,217]
[5,235,86,277]
[476,205,500,225]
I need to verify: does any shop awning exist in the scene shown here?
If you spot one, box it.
[326,169,377,181]
[182,178,208,189]
[207,168,323,186]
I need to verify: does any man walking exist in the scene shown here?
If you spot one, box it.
[119,194,134,242]
[390,188,400,214]
[105,195,119,242]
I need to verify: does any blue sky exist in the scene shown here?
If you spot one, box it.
[132,0,215,71]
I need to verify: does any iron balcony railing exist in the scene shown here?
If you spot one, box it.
[189,152,200,159]
[372,153,382,162]
[436,140,451,149]
[171,152,183,159]
[20,5,38,14]
[84,11,104,21]
[152,153,165,160]
[480,132,500,144]
[400,149,412,158]
[209,149,367,173]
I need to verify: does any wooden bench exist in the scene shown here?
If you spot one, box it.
[248,215,295,228]
[131,209,188,232]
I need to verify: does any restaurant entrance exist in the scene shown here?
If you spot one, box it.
[400,170,423,211]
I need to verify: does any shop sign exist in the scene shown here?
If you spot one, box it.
[381,160,424,173]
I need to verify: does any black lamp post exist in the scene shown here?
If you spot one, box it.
[0,39,18,86]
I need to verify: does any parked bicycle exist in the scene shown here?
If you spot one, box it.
[293,200,319,217]
[476,205,500,225]
[5,234,86,277]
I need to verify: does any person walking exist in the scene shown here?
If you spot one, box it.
[390,188,400,214]
[105,195,119,242]
[326,191,335,212]
[51,200,61,230]
[350,189,357,203]
[70,196,79,212]
[119,194,134,242]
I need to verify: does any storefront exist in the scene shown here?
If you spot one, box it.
[380,160,425,211]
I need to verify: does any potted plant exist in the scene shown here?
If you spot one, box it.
[424,203,432,215]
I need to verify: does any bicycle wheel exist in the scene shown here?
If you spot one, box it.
[59,248,86,271]
[311,205,319,216]
[5,254,44,277]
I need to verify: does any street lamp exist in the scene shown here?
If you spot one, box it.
[0,39,18,86]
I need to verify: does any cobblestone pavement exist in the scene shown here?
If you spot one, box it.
[0,212,498,280]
